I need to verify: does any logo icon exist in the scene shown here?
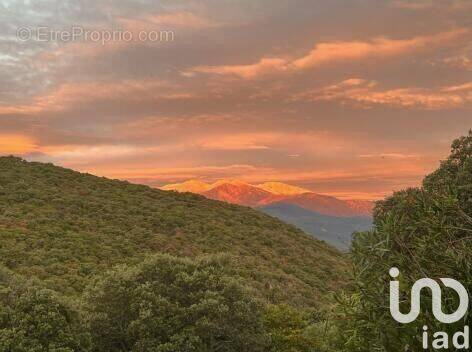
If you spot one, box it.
[389,267,469,324]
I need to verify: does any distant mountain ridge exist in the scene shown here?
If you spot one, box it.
[257,182,311,195]
[203,182,276,207]
[161,180,212,193]
[160,179,374,217]
[260,203,373,251]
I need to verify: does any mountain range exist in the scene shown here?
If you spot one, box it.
[161,180,374,217]
[161,180,374,250]
[260,203,373,251]
[161,180,374,251]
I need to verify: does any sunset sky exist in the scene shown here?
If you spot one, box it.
[1,0,471,200]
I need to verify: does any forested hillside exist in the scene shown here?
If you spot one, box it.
[0,156,348,307]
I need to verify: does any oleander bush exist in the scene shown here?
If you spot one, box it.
[331,131,472,351]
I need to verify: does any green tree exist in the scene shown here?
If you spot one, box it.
[264,303,330,352]
[83,254,267,352]
[0,267,89,352]
[335,131,472,351]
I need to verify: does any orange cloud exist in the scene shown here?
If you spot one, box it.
[187,29,469,79]
[358,153,421,159]
[88,156,433,201]
[41,145,155,160]
[0,105,45,115]
[292,29,467,69]
[188,58,289,79]
[82,160,425,183]
[441,82,472,92]
[85,164,263,181]
[27,132,437,201]
[441,54,472,71]
[296,78,472,110]
[195,131,353,153]
[0,134,37,154]
[198,133,275,150]
[0,80,194,115]
[390,0,434,10]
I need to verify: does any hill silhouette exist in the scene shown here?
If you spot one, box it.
[0,156,348,307]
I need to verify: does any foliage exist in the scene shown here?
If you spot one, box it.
[0,156,348,307]
[83,254,266,352]
[333,130,472,351]
[263,303,327,352]
[0,267,89,352]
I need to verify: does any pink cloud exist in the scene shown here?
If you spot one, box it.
[0,80,195,115]
[186,29,469,79]
[441,82,472,92]
[296,78,472,110]
[195,131,354,154]
[440,54,472,71]
[187,58,289,79]
[390,0,434,10]
[292,30,467,69]
[198,133,272,150]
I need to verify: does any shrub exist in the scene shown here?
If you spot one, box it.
[83,254,267,352]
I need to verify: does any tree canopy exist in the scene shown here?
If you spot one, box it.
[335,131,472,351]
[83,254,267,352]
[0,267,89,352]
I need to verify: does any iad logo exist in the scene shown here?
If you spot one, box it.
[389,267,470,349]
[389,267,469,324]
